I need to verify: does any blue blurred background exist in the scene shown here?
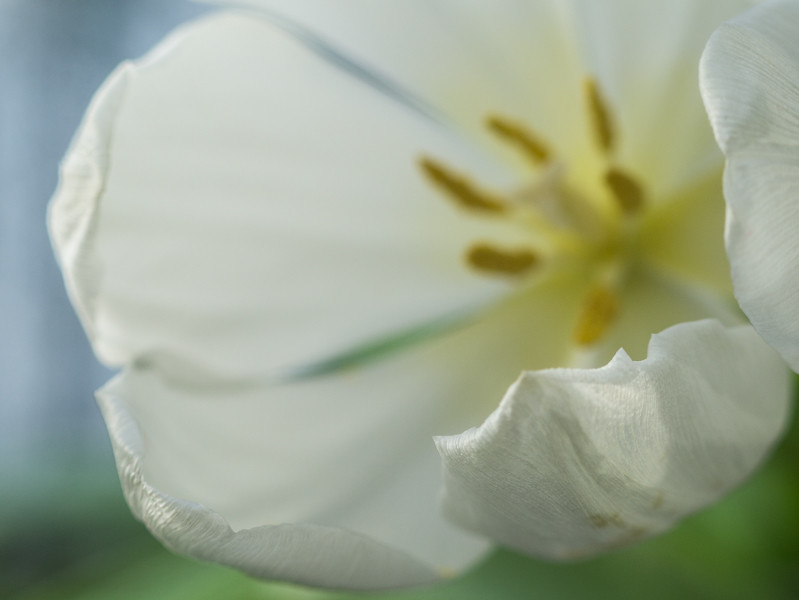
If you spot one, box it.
[1,1,797,598]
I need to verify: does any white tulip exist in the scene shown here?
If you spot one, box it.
[49,0,794,590]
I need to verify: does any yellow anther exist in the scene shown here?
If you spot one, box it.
[419,157,507,213]
[605,168,645,214]
[466,244,538,276]
[574,286,619,345]
[584,78,615,153]
[486,115,551,164]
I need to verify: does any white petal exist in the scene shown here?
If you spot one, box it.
[96,272,590,587]
[49,13,524,377]
[436,320,791,559]
[196,0,588,174]
[700,0,799,372]
[97,380,438,589]
[569,0,754,197]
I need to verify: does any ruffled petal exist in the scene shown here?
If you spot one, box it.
[49,13,524,378]
[700,0,799,372]
[436,320,791,559]
[95,271,592,587]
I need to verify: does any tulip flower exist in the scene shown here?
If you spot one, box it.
[49,0,794,590]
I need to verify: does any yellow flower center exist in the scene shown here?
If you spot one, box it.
[419,77,700,349]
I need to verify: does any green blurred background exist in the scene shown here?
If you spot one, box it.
[1,2,797,598]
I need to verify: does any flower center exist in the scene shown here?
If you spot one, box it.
[420,77,654,347]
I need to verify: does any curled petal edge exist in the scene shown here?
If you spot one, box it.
[47,63,132,356]
[97,375,440,590]
[436,319,792,560]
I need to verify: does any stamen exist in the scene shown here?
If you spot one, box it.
[486,115,551,164]
[466,243,538,276]
[419,157,507,213]
[574,286,619,345]
[584,78,615,153]
[605,168,645,214]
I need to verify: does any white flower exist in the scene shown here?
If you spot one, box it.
[49,0,794,591]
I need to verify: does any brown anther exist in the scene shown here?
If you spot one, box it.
[466,244,538,276]
[419,157,507,213]
[574,286,619,345]
[486,115,551,164]
[584,78,615,153]
[605,168,645,214]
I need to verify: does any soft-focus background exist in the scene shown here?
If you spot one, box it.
[1,1,798,598]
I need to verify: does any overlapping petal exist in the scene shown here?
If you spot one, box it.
[700,0,799,372]
[97,375,439,589]
[49,12,528,379]
[436,320,791,559]
[97,272,594,587]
